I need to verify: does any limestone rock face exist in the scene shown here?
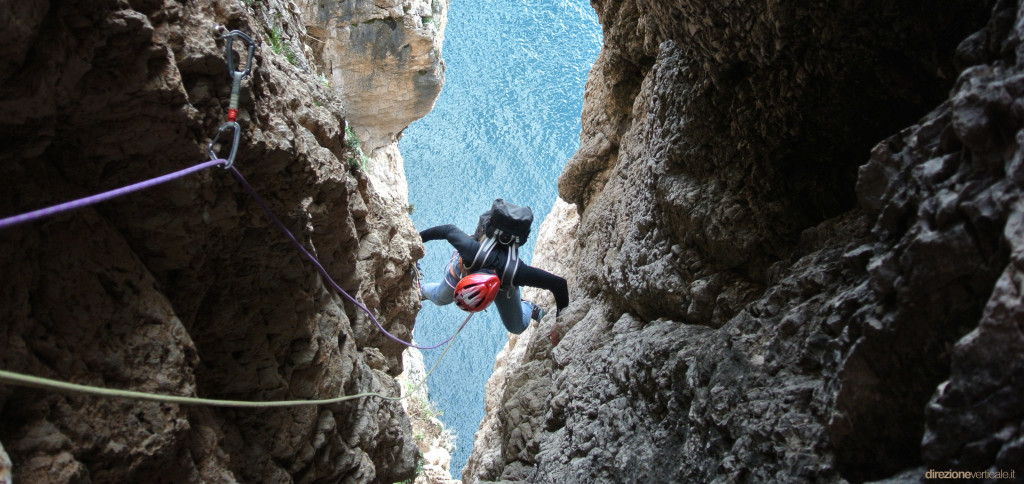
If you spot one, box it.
[466,0,1024,482]
[398,347,459,484]
[298,0,447,153]
[0,0,426,482]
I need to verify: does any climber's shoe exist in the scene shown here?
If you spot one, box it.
[530,304,547,322]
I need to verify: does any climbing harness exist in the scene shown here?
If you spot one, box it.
[0,29,465,407]
[463,200,532,299]
[466,234,521,298]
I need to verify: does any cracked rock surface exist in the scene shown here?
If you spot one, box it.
[0,0,433,482]
[465,0,1024,482]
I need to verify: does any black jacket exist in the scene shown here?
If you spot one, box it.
[420,224,569,314]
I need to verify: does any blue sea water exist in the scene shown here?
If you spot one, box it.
[399,0,601,478]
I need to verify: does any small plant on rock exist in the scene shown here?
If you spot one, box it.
[345,125,369,170]
[268,23,298,65]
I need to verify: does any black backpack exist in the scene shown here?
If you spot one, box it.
[468,199,534,291]
[473,199,534,245]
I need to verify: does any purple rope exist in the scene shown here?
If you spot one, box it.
[0,159,228,230]
[228,166,461,350]
[0,157,448,349]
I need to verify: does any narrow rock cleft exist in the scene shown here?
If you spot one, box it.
[0,0,442,481]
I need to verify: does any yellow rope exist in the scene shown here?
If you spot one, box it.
[0,313,471,408]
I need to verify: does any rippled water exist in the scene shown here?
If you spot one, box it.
[399,0,601,477]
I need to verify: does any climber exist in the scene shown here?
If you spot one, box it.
[418,199,568,344]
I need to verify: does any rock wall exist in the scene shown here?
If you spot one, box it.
[298,0,447,154]
[465,0,1024,482]
[0,0,440,482]
[397,347,458,484]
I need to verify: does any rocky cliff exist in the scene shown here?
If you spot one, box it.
[0,0,442,482]
[398,347,457,484]
[465,0,1023,482]
[299,0,446,154]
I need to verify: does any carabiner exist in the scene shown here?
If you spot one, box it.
[223,30,256,80]
[207,121,242,169]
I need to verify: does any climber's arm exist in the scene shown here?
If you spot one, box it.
[513,265,569,315]
[419,225,481,260]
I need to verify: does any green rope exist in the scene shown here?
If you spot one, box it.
[394,311,472,401]
[0,313,472,408]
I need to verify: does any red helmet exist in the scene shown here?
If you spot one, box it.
[453,273,501,312]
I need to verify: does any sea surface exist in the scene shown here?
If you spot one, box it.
[399,0,601,477]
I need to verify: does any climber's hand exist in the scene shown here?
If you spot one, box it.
[548,321,561,347]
